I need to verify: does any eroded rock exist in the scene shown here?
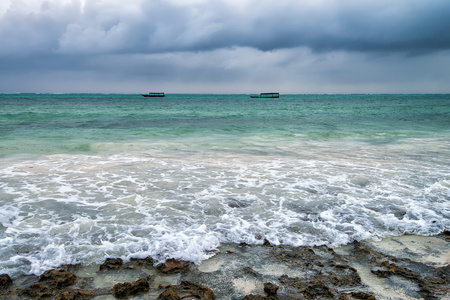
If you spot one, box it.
[0,274,13,290]
[157,259,191,274]
[264,282,279,296]
[99,258,123,271]
[21,283,54,298]
[39,269,78,288]
[113,277,149,298]
[158,281,215,300]
[127,256,154,267]
[242,295,266,300]
[158,288,181,300]
[301,281,334,299]
[55,288,95,300]
[338,291,376,300]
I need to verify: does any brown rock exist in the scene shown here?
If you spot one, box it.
[55,289,95,300]
[264,282,279,296]
[39,269,77,288]
[0,289,20,298]
[113,278,149,298]
[301,281,334,299]
[158,281,215,300]
[21,283,54,298]
[372,261,419,280]
[243,295,266,300]
[157,259,190,274]
[179,281,215,300]
[0,274,13,290]
[131,256,154,265]
[263,239,272,246]
[158,289,181,300]
[350,291,376,299]
[99,258,123,271]
[339,292,376,300]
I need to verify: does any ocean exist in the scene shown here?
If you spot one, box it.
[0,93,449,277]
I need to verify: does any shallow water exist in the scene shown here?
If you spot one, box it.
[0,94,449,276]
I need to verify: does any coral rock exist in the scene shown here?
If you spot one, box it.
[55,289,95,300]
[158,289,181,300]
[302,281,334,299]
[39,269,77,288]
[264,282,279,296]
[0,274,13,290]
[243,295,266,300]
[157,259,190,274]
[99,258,123,271]
[113,278,149,298]
[22,283,54,298]
[158,281,215,300]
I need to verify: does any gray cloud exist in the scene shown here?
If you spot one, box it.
[0,0,449,93]
[2,0,449,55]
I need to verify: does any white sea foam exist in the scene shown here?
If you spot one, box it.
[0,138,449,276]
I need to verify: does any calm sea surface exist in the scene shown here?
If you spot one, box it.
[0,94,449,276]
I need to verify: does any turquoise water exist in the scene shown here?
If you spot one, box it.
[0,94,449,276]
[2,94,449,156]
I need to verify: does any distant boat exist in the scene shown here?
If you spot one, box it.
[142,92,165,97]
[250,92,279,98]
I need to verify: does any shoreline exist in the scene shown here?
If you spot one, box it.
[1,232,449,299]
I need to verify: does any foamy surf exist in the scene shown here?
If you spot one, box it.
[0,140,448,276]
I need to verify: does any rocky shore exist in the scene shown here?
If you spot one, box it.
[1,232,449,299]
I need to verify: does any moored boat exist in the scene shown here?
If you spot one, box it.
[142,92,165,97]
[250,92,279,98]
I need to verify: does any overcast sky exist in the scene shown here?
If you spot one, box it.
[1,0,450,94]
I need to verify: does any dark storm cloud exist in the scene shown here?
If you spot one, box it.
[179,1,450,54]
[1,0,449,56]
[0,0,449,93]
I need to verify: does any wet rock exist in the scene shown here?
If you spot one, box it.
[0,271,82,299]
[442,230,450,241]
[368,256,445,299]
[243,295,267,300]
[0,289,20,299]
[238,267,261,278]
[279,275,337,298]
[158,289,181,300]
[239,242,251,247]
[39,269,77,288]
[279,275,304,290]
[227,198,249,208]
[3,234,448,300]
[129,256,154,266]
[55,289,95,300]
[124,256,155,269]
[263,239,272,246]
[271,245,317,267]
[158,281,215,300]
[112,278,149,298]
[301,281,334,299]
[99,258,123,271]
[329,264,362,286]
[157,259,191,274]
[264,282,279,296]
[240,282,280,300]
[339,292,376,300]
[21,283,54,298]
[0,274,13,290]
[371,261,420,280]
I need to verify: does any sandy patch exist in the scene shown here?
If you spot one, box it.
[367,235,450,267]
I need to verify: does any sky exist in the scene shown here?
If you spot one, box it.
[1,0,450,94]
